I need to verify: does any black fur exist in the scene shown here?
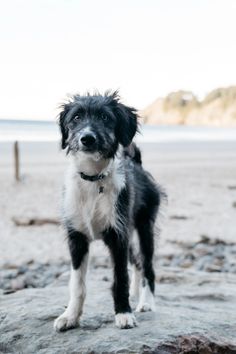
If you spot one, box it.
[132,163,161,294]
[67,229,89,270]
[123,144,142,165]
[103,226,131,314]
[103,186,131,314]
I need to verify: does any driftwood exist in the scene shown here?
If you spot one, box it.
[170,215,189,220]
[12,217,60,226]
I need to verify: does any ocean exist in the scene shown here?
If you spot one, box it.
[0,119,236,143]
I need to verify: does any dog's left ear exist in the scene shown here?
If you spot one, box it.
[58,104,70,149]
[115,103,138,147]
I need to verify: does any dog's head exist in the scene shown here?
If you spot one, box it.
[58,91,138,158]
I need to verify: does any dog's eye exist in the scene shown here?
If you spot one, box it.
[74,115,80,122]
[101,114,108,122]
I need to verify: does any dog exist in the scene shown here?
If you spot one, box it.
[54,91,164,331]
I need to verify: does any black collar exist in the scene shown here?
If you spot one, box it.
[79,172,106,182]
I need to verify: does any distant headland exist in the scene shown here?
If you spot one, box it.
[140,86,236,126]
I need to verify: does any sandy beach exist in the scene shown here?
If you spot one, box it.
[1,140,236,269]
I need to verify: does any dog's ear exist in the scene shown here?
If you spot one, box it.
[58,104,70,149]
[115,103,138,147]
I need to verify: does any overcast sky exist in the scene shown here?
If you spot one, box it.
[1,0,236,120]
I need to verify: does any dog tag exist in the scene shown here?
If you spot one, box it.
[99,186,104,194]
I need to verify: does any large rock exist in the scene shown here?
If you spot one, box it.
[0,267,236,354]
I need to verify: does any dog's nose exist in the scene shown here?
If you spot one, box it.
[80,132,96,146]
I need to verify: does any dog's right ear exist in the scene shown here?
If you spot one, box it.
[114,103,138,147]
[58,104,70,149]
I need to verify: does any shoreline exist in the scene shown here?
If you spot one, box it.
[1,121,236,143]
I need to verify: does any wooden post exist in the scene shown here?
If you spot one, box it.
[14,141,20,181]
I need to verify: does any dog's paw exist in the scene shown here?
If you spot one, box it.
[54,313,79,332]
[136,285,156,312]
[115,312,137,329]
[135,301,156,312]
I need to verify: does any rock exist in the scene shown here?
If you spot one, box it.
[17,265,28,275]
[0,269,18,280]
[0,268,236,354]
[10,277,26,291]
[193,243,212,257]
[179,259,193,268]
[170,255,183,267]
[204,264,222,272]
[161,239,236,274]
[192,255,213,271]
[157,335,236,354]
[0,261,70,292]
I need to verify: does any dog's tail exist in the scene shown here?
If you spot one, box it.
[123,143,142,165]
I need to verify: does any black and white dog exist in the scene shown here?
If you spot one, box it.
[54,91,163,331]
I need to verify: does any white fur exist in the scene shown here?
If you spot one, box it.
[63,151,125,240]
[115,312,137,329]
[54,256,88,332]
[129,265,141,299]
[136,280,156,312]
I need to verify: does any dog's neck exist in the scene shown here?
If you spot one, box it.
[72,151,112,177]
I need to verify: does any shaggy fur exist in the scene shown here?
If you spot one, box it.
[54,91,164,332]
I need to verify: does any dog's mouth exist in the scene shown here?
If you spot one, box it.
[80,144,98,153]
[70,142,99,154]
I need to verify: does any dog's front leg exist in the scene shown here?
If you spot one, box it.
[54,229,89,332]
[103,227,137,329]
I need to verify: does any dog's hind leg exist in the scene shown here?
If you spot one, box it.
[135,220,156,312]
[54,229,89,332]
[129,242,142,299]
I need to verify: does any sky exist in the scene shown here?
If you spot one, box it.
[1,0,236,120]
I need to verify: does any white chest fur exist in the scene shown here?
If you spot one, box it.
[63,157,125,240]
